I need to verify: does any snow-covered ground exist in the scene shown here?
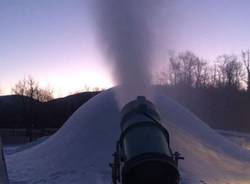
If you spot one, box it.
[5,89,250,184]
[217,130,250,151]
[4,136,48,155]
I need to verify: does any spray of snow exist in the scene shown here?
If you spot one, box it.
[93,0,167,107]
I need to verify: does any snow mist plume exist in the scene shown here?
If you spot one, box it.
[94,0,164,107]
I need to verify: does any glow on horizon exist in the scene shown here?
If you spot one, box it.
[1,68,114,98]
[1,72,114,97]
[0,52,115,97]
[42,75,113,97]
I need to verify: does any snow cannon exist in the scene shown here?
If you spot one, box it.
[110,96,184,184]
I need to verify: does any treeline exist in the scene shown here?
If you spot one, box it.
[157,50,250,91]
[156,50,250,133]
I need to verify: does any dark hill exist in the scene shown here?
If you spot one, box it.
[0,92,99,129]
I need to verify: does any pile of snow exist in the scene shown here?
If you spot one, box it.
[6,88,250,184]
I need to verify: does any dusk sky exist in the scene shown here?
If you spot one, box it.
[1,0,250,96]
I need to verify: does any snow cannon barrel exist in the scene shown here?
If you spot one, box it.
[110,96,184,184]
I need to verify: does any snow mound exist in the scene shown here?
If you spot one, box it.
[6,88,250,184]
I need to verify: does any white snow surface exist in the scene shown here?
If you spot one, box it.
[6,88,250,184]
[217,130,250,151]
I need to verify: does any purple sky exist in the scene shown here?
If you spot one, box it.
[1,0,250,96]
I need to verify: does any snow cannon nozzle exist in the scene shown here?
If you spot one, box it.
[110,96,184,184]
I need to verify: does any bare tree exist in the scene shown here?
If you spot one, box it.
[26,76,38,99]
[12,76,53,102]
[178,51,198,86]
[193,58,208,88]
[12,76,54,142]
[169,54,181,85]
[208,62,220,87]
[217,55,243,89]
[155,71,169,86]
[81,85,104,92]
[167,51,210,88]
[242,50,250,92]
[12,78,27,96]
[35,87,54,102]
